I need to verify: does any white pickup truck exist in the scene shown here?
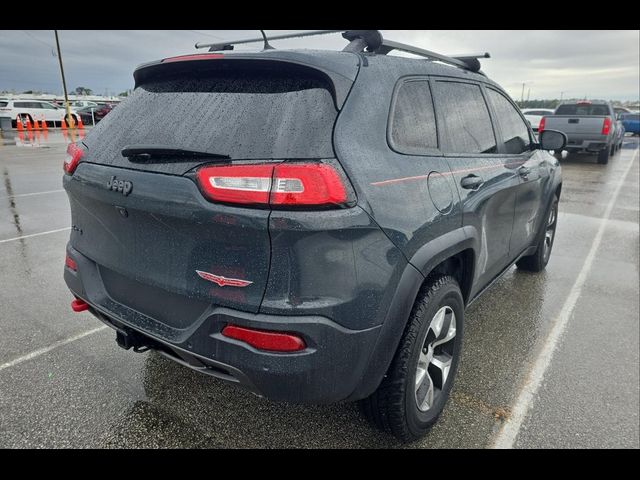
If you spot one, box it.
[540,100,624,164]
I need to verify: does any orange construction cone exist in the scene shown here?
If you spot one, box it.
[33,118,40,130]
[61,118,67,130]
[76,115,84,129]
[16,116,24,132]
[25,116,33,131]
[41,115,48,131]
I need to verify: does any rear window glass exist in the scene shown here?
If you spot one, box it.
[0,101,7,107]
[556,104,610,116]
[84,70,338,162]
[389,80,438,154]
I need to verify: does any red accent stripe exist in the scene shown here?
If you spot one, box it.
[371,161,526,187]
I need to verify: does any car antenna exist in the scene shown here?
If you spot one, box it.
[260,30,274,51]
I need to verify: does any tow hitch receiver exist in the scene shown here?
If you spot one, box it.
[115,329,150,353]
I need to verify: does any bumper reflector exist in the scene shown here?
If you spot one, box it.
[222,324,306,352]
[65,254,77,271]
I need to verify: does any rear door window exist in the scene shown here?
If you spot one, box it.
[388,79,438,154]
[84,69,338,164]
[486,88,531,154]
[432,81,497,154]
[0,102,7,108]
[14,102,30,108]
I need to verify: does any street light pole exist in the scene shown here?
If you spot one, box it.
[54,30,75,129]
[521,82,526,103]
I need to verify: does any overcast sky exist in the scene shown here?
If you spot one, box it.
[1,30,638,101]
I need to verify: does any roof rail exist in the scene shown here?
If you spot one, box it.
[193,30,490,74]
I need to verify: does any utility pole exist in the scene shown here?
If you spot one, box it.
[560,91,565,102]
[54,30,75,128]
[521,82,526,103]
[526,87,531,102]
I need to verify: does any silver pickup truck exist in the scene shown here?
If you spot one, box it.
[540,100,624,164]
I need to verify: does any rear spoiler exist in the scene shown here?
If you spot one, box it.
[132,54,358,110]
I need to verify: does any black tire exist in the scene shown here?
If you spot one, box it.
[516,194,559,272]
[359,275,464,441]
[597,148,610,164]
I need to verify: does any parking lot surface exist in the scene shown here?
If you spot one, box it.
[0,129,638,448]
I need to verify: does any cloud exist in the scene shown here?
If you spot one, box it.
[1,30,638,101]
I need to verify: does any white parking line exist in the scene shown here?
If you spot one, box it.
[0,326,108,372]
[1,189,65,200]
[492,147,639,449]
[0,226,71,244]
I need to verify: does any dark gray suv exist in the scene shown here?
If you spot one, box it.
[62,31,565,441]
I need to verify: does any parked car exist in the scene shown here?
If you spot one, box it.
[613,106,631,116]
[620,112,640,135]
[521,108,555,132]
[70,100,99,109]
[62,31,564,441]
[541,100,623,164]
[0,99,79,128]
[76,103,114,125]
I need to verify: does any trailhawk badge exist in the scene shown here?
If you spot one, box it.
[196,270,253,287]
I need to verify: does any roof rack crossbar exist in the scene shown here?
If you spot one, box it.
[195,30,343,52]
[192,30,490,74]
[378,40,489,73]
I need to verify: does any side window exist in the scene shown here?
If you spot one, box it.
[486,88,531,154]
[389,79,437,154]
[14,102,30,108]
[432,81,497,154]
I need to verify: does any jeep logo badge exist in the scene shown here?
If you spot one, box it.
[107,176,133,196]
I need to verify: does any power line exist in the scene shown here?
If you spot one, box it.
[185,30,225,40]
[21,30,55,50]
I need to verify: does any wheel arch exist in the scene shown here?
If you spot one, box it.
[345,227,478,401]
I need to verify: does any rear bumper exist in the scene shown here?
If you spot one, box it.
[564,134,611,152]
[64,245,382,404]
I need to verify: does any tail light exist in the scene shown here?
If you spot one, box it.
[602,117,611,135]
[196,162,349,207]
[162,53,224,63]
[222,324,306,352]
[63,143,85,174]
[538,117,546,133]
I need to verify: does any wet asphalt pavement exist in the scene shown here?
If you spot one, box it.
[0,128,638,448]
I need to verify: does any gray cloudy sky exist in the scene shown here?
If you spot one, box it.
[1,30,638,101]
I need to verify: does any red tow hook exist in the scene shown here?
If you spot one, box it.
[71,299,89,312]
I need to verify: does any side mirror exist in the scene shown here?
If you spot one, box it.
[539,129,567,151]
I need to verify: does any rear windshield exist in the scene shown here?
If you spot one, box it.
[83,70,338,162]
[555,104,610,116]
[0,101,7,108]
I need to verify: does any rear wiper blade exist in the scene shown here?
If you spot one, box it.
[121,144,230,160]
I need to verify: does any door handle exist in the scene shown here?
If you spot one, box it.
[518,166,531,177]
[460,174,484,190]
